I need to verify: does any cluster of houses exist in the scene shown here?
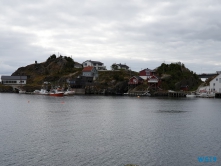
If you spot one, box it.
[128,68,161,89]
[1,59,221,95]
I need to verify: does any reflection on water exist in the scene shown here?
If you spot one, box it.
[157,110,188,113]
[0,94,221,166]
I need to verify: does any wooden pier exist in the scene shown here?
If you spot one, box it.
[168,92,186,97]
[154,91,186,97]
[128,91,150,96]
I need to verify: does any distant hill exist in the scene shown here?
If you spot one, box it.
[12,55,82,86]
[156,63,202,91]
[10,56,201,93]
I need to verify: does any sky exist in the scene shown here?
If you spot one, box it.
[1,0,221,77]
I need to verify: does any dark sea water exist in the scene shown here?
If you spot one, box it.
[0,93,221,166]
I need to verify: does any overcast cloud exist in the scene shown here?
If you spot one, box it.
[1,0,221,77]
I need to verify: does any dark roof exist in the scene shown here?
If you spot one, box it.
[1,76,27,80]
[84,60,103,65]
[140,68,156,72]
[74,62,82,66]
[116,63,129,68]
[132,76,144,80]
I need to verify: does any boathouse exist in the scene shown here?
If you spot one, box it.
[128,76,144,85]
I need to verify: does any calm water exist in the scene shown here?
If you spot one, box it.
[0,93,221,166]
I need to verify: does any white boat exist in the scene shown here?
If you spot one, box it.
[64,90,75,96]
[186,92,197,97]
[19,90,26,94]
[197,92,208,98]
[33,90,40,94]
[207,92,215,98]
[142,92,151,96]
[33,89,49,95]
[39,89,49,95]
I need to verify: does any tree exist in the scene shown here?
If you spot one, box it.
[47,54,56,61]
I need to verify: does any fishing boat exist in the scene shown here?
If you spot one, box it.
[49,88,64,97]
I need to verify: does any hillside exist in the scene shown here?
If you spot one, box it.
[94,70,138,94]
[10,55,138,93]
[9,56,201,93]
[156,63,202,91]
[12,55,82,87]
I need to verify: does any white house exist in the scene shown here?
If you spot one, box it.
[111,63,129,70]
[82,66,98,80]
[1,76,27,85]
[209,74,221,93]
[82,60,106,70]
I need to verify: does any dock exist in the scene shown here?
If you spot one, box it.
[154,91,186,97]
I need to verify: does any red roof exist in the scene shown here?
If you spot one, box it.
[82,66,94,72]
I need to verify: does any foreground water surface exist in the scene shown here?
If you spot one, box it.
[0,93,221,166]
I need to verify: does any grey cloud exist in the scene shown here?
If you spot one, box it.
[1,0,221,75]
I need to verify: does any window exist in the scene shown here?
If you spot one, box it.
[216,78,218,81]
[219,78,221,83]
[213,83,215,86]
[145,71,150,76]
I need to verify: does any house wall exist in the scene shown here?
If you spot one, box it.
[82,68,98,78]
[83,61,93,67]
[139,69,154,79]
[82,72,93,77]
[2,79,27,85]
[83,61,106,70]
[128,77,143,84]
[198,86,210,93]
[128,77,138,84]
[210,74,221,92]
[116,65,128,70]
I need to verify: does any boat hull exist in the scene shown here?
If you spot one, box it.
[49,93,64,97]
[186,95,196,97]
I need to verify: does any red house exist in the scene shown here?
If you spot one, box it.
[139,68,156,80]
[139,68,161,89]
[180,85,189,91]
[128,76,144,85]
[147,75,161,88]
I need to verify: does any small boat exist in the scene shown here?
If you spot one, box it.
[196,92,208,98]
[64,89,75,96]
[33,90,40,94]
[186,92,197,97]
[33,89,49,95]
[49,89,64,97]
[207,93,215,98]
[19,90,26,94]
[142,91,151,96]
